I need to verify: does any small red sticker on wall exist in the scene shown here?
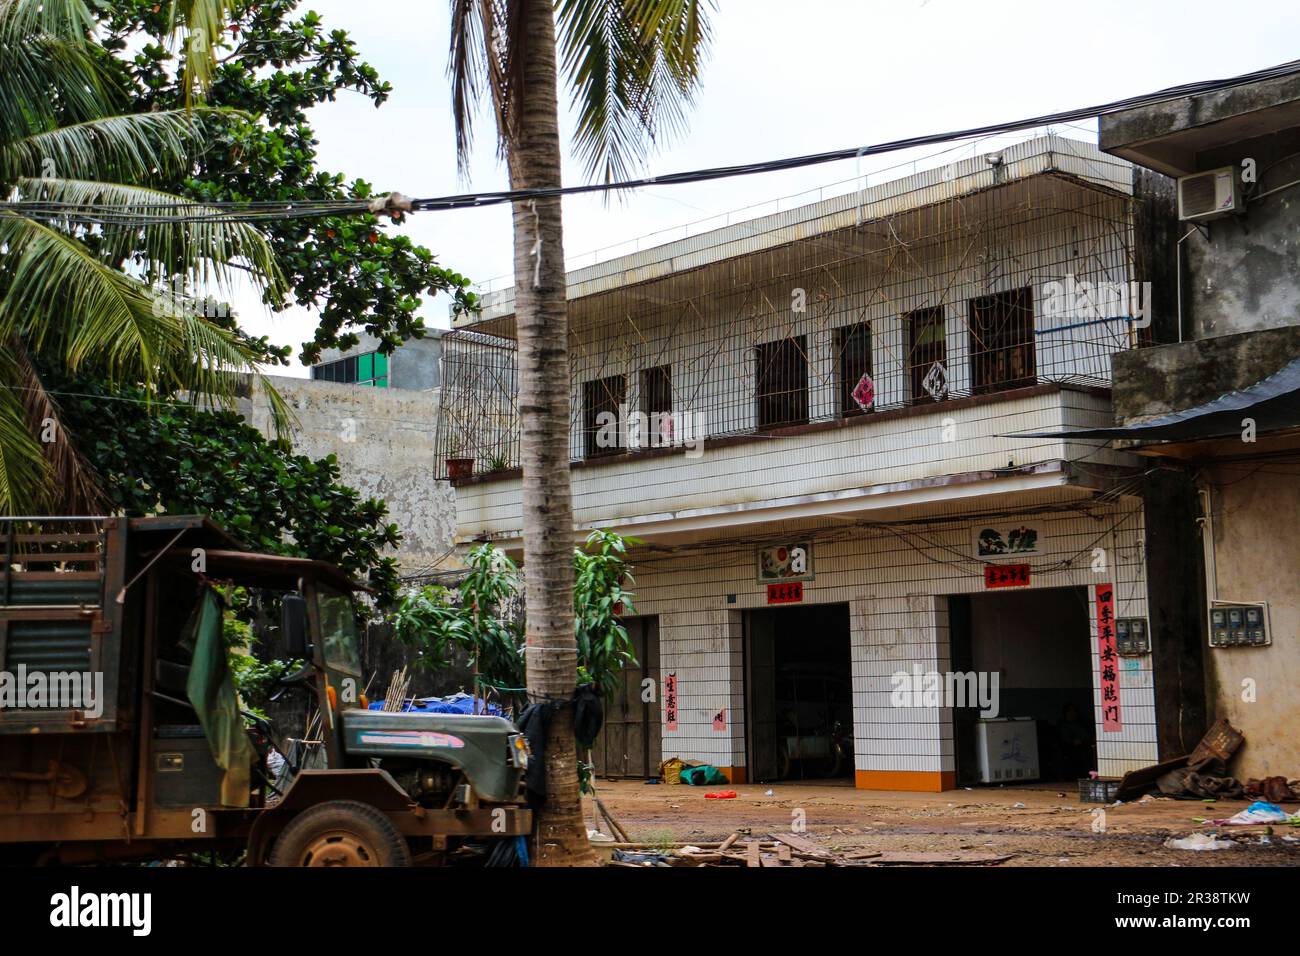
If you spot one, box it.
[767,581,804,604]
[664,673,678,732]
[713,708,726,732]
[1095,583,1122,732]
[984,563,1031,589]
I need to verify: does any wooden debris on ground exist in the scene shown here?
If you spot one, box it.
[605,832,1013,868]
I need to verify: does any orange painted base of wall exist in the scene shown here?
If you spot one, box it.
[720,766,746,784]
[855,770,955,792]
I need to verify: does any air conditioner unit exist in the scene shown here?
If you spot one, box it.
[1178,167,1241,222]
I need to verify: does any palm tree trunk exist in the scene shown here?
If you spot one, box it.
[509,0,593,866]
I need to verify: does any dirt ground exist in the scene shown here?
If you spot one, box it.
[586,778,1300,866]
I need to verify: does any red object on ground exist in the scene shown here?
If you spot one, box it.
[704,790,738,799]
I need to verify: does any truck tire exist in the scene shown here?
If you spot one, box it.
[267,800,412,867]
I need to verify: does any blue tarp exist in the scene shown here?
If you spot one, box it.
[367,691,501,716]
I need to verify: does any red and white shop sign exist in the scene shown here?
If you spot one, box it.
[767,581,804,604]
[1095,583,1123,732]
[984,563,1031,589]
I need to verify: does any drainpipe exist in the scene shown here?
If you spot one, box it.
[1175,227,1198,343]
[1195,484,1218,603]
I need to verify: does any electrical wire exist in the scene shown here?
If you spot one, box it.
[3,59,1299,227]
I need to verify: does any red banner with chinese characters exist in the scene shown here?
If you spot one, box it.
[664,673,678,732]
[1095,583,1122,732]
[767,581,804,604]
[984,563,1031,589]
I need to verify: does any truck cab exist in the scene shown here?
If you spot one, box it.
[0,515,531,866]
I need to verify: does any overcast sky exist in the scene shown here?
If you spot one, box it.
[236,0,1300,376]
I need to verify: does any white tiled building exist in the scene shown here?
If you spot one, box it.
[442,136,1162,791]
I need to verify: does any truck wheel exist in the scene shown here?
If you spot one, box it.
[268,800,411,867]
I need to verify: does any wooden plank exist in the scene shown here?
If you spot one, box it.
[0,553,102,565]
[776,845,792,862]
[769,831,834,859]
[718,832,741,851]
[746,841,761,868]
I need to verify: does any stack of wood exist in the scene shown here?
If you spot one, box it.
[381,667,412,712]
[607,831,1013,867]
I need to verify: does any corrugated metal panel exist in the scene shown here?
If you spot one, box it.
[2,578,102,606]
[6,620,93,673]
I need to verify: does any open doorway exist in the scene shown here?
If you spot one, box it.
[745,603,853,783]
[949,587,1095,786]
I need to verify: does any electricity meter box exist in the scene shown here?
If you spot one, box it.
[1208,603,1270,648]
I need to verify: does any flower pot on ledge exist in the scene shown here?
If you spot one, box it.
[446,457,474,480]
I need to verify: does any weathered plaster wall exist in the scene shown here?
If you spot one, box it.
[1203,468,1300,779]
[238,375,456,572]
[1111,325,1300,422]
[1182,134,1300,340]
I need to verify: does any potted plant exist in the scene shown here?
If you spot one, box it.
[444,437,474,480]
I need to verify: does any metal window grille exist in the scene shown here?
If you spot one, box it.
[435,157,1148,479]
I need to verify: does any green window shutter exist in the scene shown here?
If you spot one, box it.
[358,352,374,383]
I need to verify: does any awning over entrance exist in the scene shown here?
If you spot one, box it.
[1015,357,1300,442]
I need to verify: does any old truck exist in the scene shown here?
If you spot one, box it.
[0,515,532,866]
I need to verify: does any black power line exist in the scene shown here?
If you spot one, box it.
[4,58,1298,227]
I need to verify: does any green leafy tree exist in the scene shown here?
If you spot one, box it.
[50,369,402,608]
[0,0,291,514]
[392,531,639,709]
[95,0,478,364]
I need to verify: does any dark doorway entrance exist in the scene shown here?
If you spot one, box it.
[745,603,853,783]
[592,616,661,779]
[948,587,1095,785]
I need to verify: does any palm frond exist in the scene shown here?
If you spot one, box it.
[0,108,238,185]
[0,32,116,145]
[555,0,713,184]
[0,354,51,515]
[0,213,236,384]
[5,337,105,512]
[13,177,287,298]
[169,0,229,102]
[448,0,488,174]
[0,0,95,44]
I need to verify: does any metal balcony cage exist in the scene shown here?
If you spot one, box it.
[435,150,1153,481]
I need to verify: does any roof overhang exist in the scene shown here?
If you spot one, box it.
[472,460,1121,553]
[151,547,368,592]
[1015,357,1300,444]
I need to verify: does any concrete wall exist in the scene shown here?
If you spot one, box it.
[1202,468,1300,779]
[239,375,456,573]
[1182,131,1300,340]
[1111,325,1300,422]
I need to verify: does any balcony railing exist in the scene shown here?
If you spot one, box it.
[436,167,1151,481]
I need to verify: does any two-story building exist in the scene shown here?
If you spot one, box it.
[440,135,1171,791]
